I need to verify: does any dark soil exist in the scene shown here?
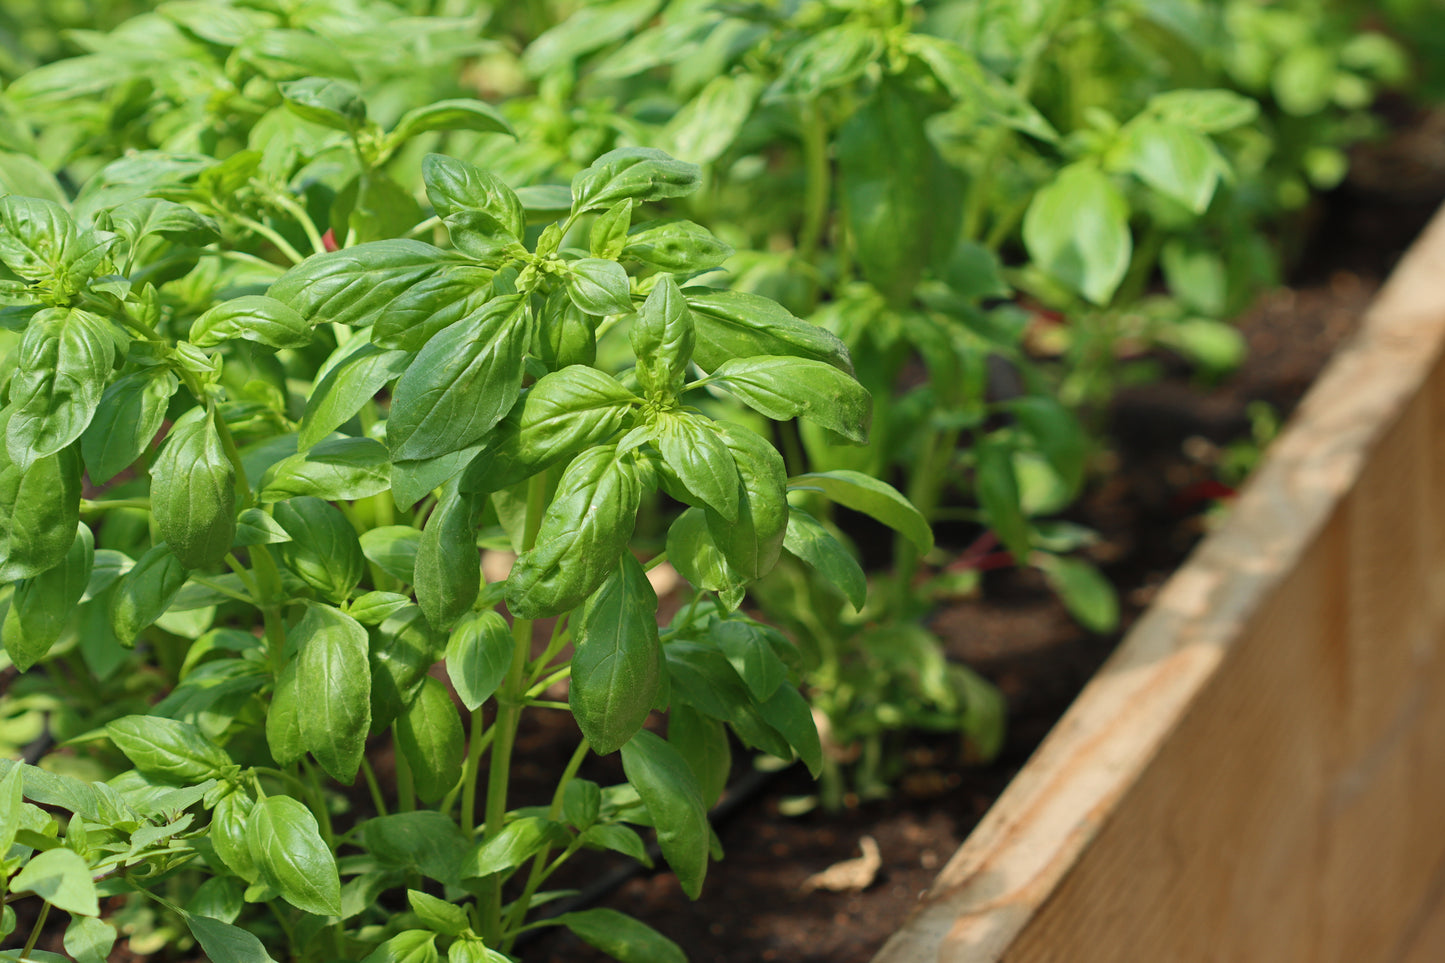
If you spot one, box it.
[527,107,1445,963]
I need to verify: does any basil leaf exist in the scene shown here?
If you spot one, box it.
[108,544,188,646]
[631,275,693,401]
[362,811,467,886]
[266,660,305,767]
[235,29,356,81]
[570,147,700,216]
[190,295,312,350]
[589,200,632,259]
[0,417,80,583]
[579,823,652,866]
[103,197,219,248]
[393,101,513,143]
[661,73,763,166]
[386,294,530,462]
[1036,554,1119,633]
[246,794,342,917]
[570,555,661,755]
[292,602,372,783]
[461,365,637,494]
[668,704,729,810]
[369,605,447,732]
[279,77,365,131]
[359,930,438,963]
[709,355,871,444]
[275,497,365,603]
[0,196,75,280]
[210,793,259,883]
[506,445,646,619]
[406,891,469,937]
[422,154,525,260]
[299,341,409,451]
[788,470,932,555]
[394,676,463,804]
[974,440,1031,562]
[359,526,420,584]
[620,730,708,900]
[707,619,785,703]
[536,286,599,370]
[80,367,178,485]
[258,437,391,503]
[664,642,790,758]
[773,22,881,96]
[782,508,866,610]
[556,908,686,963]
[391,444,484,511]
[522,0,663,76]
[106,715,234,782]
[4,525,92,670]
[563,257,632,317]
[462,816,567,879]
[756,683,822,777]
[413,484,480,630]
[683,289,851,373]
[1112,119,1223,214]
[444,609,511,711]
[184,913,279,963]
[1147,88,1260,133]
[347,591,411,626]
[665,507,745,609]
[11,848,99,917]
[64,915,116,963]
[1023,163,1132,306]
[151,407,236,571]
[6,307,117,467]
[704,424,787,583]
[623,218,732,273]
[653,412,738,523]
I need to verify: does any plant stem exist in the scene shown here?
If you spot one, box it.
[22,901,49,958]
[460,708,488,835]
[501,738,590,947]
[232,214,307,265]
[264,189,329,257]
[79,497,151,512]
[796,103,831,268]
[360,757,388,817]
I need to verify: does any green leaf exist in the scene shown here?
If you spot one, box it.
[11,848,99,917]
[661,73,763,166]
[1147,89,1259,133]
[103,197,219,247]
[631,275,694,401]
[190,295,312,350]
[570,147,700,216]
[709,355,870,444]
[279,77,366,131]
[564,258,633,316]
[1161,239,1228,317]
[292,602,372,783]
[579,823,652,866]
[461,365,638,494]
[1008,397,1088,496]
[556,908,686,963]
[422,154,525,260]
[108,543,188,645]
[0,420,81,583]
[80,367,178,484]
[975,441,1031,562]
[1036,554,1119,633]
[106,715,234,782]
[359,930,437,963]
[705,424,787,584]
[589,200,632,259]
[394,677,463,804]
[247,795,342,917]
[0,152,67,206]
[683,289,852,373]
[668,704,729,809]
[623,219,732,273]
[789,470,933,555]
[184,913,279,963]
[299,340,410,451]
[267,660,305,766]
[756,684,822,777]
[386,294,530,462]
[391,446,483,511]
[773,22,881,96]
[1112,119,1222,214]
[666,507,745,607]
[522,0,665,77]
[564,779,602,829]
[236,29,356,81]
[5,525,92,670]
[782,509,866,610]
[461,816,566,879]
[414,484,480,629]
[406,890,469,937]
[571,555,661,755]
[63,916,116,963]
[6,307,117,467]
[620,730,708,899]
[362,811,468,886]
[347,591,411,625]
[151,407,237,571]
[506,445,646,619]
[0,196,75,281]
[1023,163,1132,306]
[359,526,420,584]
[275,497,365,604]
[210,792,259,882]
[392,100,513,143]
[0,764,23,856]
[707,619,785,703]
[258,437,391,503]
[445,610,511,711]
[653,412,737,522]
[665,642,791,757]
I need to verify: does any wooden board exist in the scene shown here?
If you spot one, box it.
[874,203,1445,963]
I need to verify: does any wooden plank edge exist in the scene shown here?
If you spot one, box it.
[872,201,1445,963]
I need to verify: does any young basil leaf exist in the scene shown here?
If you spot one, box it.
[292,602,372,783]
[444,609,511,711]
[106,715,234,783]
[386,294,530,462]
[64,914,116,963]
[359,526,421,584]
[421,154,525,259]
[974,440,1032,562]
[1036,553,1119,633]
[190,295,312,350]
[80,367,178,484]
[589,200,632,259]
[369,605,447,732]
[622,218,732,273]
[461,816,568,879]
[756,684,822,778]
[362,811,468,886]
[10,848,99,917]
[235,29,356,81]
[0,195,75,280]
[0,765,22,857]
[772,22,881,97]
[102,197,220,248]
[151,407,237,571]
[6,307,118,467]
[414,484,480,630]
[1111,118,1224,214]
[258,437,391,503]
[665,507,746,609]
[278,77,366,131]
[664,642,791,758]
[506,445,646,619]
[579,823,653,866]
[782,508,867,610]
[570,147,701,216]
[707,619,785,703]
[1023,163,1132,306]
[183,912,280,963]
[570,554,661,755]
[406,890,469,938]
[522,0,664,76]
[563,779,602,830]
[708,355,871,444]
[1147,88,1260,133]
[235,508,291,546]
[275,497,365,603]
[392,100,514,143]
[620,729,708,899]
[4,525,92,670]
[109,543,188,646]
[631,275,693,401]
[535,287,599,370]
[683,289,852,373]
[668,704,729,810]
[556,908,686,963]
[788,469,933,555]
[347,591,411,626]
[652,412,738,523]
[299,340,409,451]
[447,940,511,963]
[210,792,260,883]
[563,257,633,317]
[246,794,343,917]
[704,424,787,583]
[461,365,637,495]
[394,676,463,804]
[0,419,81,583]
[266,660,305,767]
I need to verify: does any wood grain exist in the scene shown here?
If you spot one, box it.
[874,203,1445,963]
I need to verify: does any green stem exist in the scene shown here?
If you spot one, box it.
[501,738,590,946]
[460,708,492,835]
[892,425,961,614]
[232,214,307,265]
[796,103,831,266]
[264,189,328,257]
[22,901,49,958]
[79,497,151,512]
[395,738,416,813]
[360,757,388,817]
